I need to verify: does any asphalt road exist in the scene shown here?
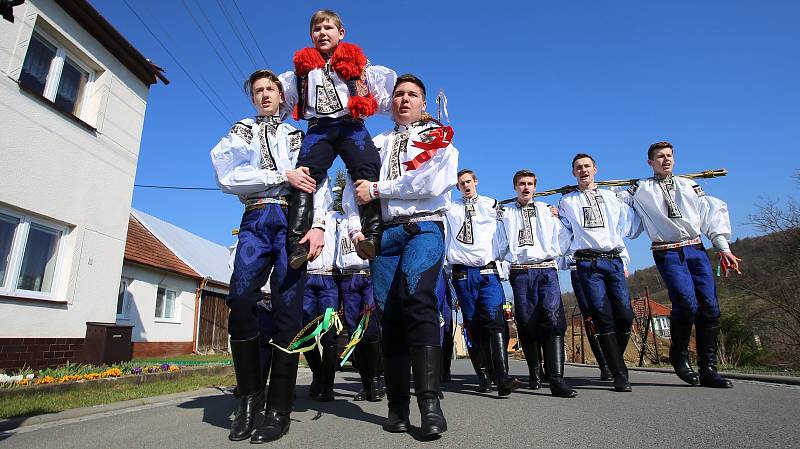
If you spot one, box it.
[1,360,798,449]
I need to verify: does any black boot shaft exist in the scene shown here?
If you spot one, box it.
[519,336,542,390]
[287,190,314,268]
[542,335,577,398]
[669,319,700,386]
[597,332,631,392]
[229,336,265,441]
[251,350,299,443]
[410,346,447,438]
[488,332,520,397]
[318,344,338,401]
[695,325,733,388]
[383,351,411,433]
[356,200,382,259]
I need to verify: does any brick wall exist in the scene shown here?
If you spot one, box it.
[0,338,85,371]
[131,341,194,359]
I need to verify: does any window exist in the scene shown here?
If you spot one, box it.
[117,278,131,320]
[154,286,179,322]
[0,209,67,300]
[19,30,94,120]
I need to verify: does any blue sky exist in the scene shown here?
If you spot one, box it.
[92,0,799,281]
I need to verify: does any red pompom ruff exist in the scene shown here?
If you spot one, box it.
[348,95,378,120]
[331,42,367,80]
[293,48,325,75]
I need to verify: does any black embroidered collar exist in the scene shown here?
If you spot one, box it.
[462,195,479,205]
[256,115,281,126]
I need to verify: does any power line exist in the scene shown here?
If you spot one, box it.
[135,184,219,191]
[180,0,243,94]
[232,0,271,68]
[214,0,258,70]
[193,0,248,81]
[121,0,231,124]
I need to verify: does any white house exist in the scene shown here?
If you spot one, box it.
[0,0,166,371]
[119,209,233,358]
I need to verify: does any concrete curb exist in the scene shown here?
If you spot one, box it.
[566,362,800,386]
[0,368,312,433]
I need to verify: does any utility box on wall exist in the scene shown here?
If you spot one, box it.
[83,322,133,365]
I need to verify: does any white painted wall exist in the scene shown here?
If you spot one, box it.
[119,264,197,343]
[0,0,152,338]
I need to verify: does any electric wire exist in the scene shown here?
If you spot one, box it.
[134,184,219,191]
[121,0,231,124]
[193,0,248,81]
[180,0,243,94]
[232,0,271,68]
[214,0,259,70]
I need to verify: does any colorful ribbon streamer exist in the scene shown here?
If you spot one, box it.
[338,309,372,366]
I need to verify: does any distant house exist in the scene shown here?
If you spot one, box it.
[119,209,233,358]
[0,0,166,371]
[632,298,673,338]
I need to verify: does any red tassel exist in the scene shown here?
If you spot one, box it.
[348,95,378,119]
[293,48,325,76]
[293,104,300,121]
[331,42,367,80]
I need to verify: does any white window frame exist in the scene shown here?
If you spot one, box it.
[0,207,69,302]
[21,28,96,122]
[116,278,132,320]
[154,286,181,324]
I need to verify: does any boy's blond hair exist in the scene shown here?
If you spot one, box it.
[309,9,343,32]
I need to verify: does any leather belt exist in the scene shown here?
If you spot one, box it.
[510,260,557,270]
[245,196,288,212]
[651,237,702,251]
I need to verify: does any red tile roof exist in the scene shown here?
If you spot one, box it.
[124,215,200,279]
[632,297,672,318]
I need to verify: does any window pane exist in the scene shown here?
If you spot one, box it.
[55,57,88,115]
[155,287,165,318]
[117,280,127,315]
[19,33,57,96]
[17,223,60,293]
[0,215,19,288]
[164,290,176,319]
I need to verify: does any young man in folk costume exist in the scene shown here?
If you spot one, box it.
[279,9,396,269]
[344,74,458,439]
[300,195,340,402]
[445,170,521,397]
[334,211,385,402]
[558,153,641,393]
[210,70,329,443]
[560,254,613,381]
[616,141,740,388]
[498,170,577,398]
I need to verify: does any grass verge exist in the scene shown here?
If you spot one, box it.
[0,372,235,420]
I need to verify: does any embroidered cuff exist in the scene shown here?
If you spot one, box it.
[369,182,381,200]
[312,218,326,230]
[711,235,730,253]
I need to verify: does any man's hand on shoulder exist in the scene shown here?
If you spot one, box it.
[354,179,376,205]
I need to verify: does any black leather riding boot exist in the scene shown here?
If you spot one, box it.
[441,331,454,383]
[304,347,322,398]
[250,350,299,443]
[488,332,521,397]
[543,335,577,398]
[669,318,700,386]
[519,336,543,389]
[696,325,733,388]
[597,332,631,392]
[585,320,612,381]
[467,335,492,392]
[229,336,265,441]
[410,346,447,439]
[286,189,313,269]
[318,344,338,401]
[383,351,411,433]
[356,200,382,260]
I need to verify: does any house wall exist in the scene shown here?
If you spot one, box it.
[0,0,150,347]
[119,264,197,350]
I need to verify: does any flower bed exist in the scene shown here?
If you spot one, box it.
[1,363,180,388]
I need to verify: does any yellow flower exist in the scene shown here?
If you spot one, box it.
[168,365,179,372]
[17,379,29,385]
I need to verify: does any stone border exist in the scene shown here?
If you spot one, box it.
[0,364,233,398]
[567,362,800,386]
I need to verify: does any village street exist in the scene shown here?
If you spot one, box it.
[1,361,798,449]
